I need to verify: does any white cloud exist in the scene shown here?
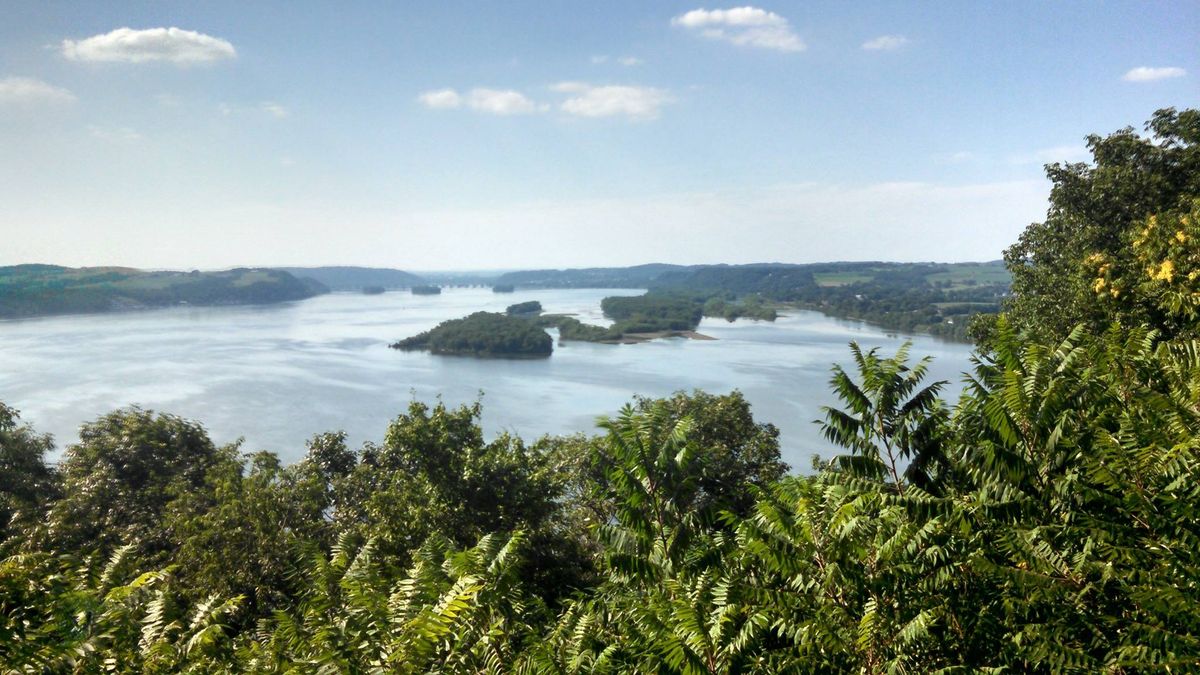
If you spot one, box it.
[862,35,909,51]
[418,89,463,109]
[88,125,142,141]
[61,27,236,64]
[260,102,288,118]
[467,88,542,114]
[419,88,543,114]
[0,76,76,104]
[553,82,673,120]
[1122,66,1186,82]
[672,7,805,52]
[593,55,643,66]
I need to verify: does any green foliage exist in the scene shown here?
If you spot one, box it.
[548,315,623,342]
[506,300,543,316]
[601,294,704,333]
[1003,107,1200,343]
[392,311,553,357]
[0,404,58,549]
[38,408,234,557]
[820,342,950,494]
[702,295,777,322]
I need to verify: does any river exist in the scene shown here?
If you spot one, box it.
[0,288,977,469]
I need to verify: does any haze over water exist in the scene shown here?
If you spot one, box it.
[0,288,975,469]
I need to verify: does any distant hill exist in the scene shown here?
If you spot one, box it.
[0,265,327,319]
[493,260,1010,341]
[493,263,692,288]
[275,266,425,291]
[493,261,1009,294]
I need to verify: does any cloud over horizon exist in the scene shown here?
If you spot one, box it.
[672,7,805,52]
[862,35,909,51]
[418,88,543,114]
[1122,66,1186,82]
[0,76,76,104]
[61,27,236,64]
[420,84,672,119]
[553,82,673,120]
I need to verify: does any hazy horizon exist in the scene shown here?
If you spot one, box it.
[3,258,1008,275]
[3,2,1195,269]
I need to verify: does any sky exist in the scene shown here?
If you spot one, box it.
[0,2,1196,271]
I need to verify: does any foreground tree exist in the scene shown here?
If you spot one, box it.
[0,403,57,549]
[1002,107,1200,342]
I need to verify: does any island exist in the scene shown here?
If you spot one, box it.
[362,285,386,295]
[492,284,515,293]
[391,311,553,358]
[0,265,328,319]
[505,300,542,316]
[411,285,442,295]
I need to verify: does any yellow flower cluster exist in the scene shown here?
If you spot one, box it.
[1150,260,1176,283]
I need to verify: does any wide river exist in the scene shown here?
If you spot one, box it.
[0,288,976,469]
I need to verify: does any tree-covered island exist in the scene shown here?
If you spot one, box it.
[391,311,553,357]
[505,300,543,316]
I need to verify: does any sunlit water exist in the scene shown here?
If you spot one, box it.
[0,288,977,469]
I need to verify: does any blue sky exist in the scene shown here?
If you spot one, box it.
[1,1,1196,270]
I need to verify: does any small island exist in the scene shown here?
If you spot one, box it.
[492,284,515,293]
[391,311,553,358]
[506,300,542,316]
[411,285,442,295]
[361,285,386,295]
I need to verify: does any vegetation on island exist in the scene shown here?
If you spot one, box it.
[2,109,1198,672]
[505,300,542,316]
[534,314,622,342]
[600,294,703,332]
[391,311,553,357]
[0,266,328,319]
[411,285,442,295]
[702,294,777,321]
[492,283,516,293]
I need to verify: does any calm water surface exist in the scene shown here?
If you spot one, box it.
[0,288,976,469]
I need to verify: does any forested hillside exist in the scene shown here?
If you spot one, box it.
[0,266,327,319]
[275,266,425,291]
[497,260,1008,340]
[1,109,1197,672]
